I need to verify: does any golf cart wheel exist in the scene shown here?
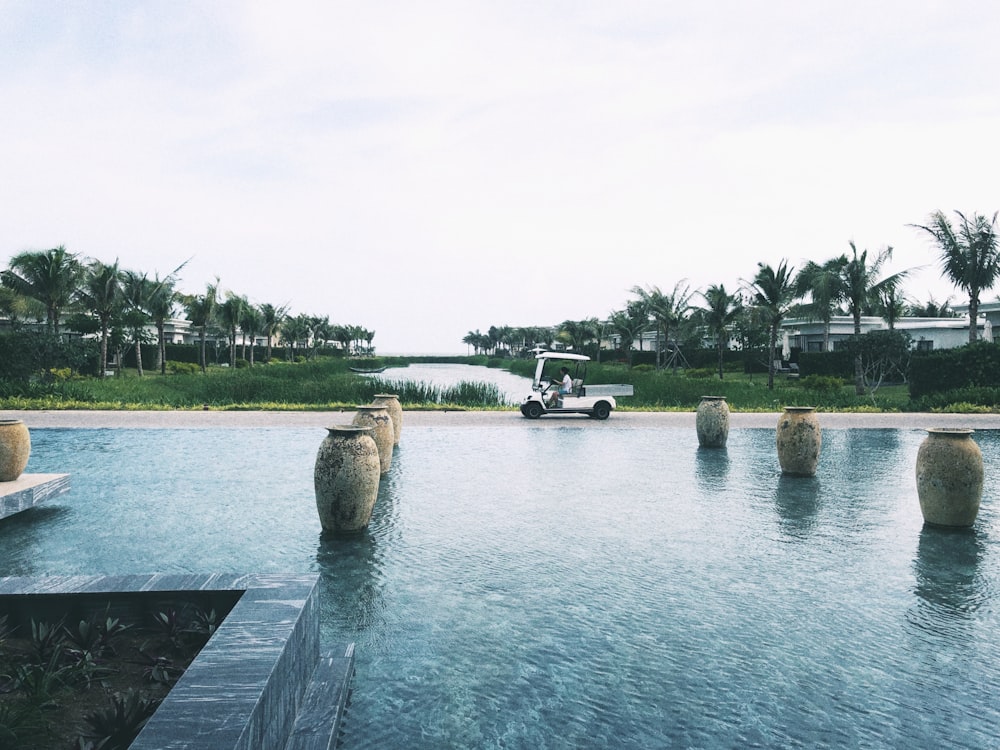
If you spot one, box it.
[523,402,543,419]
[591,401,611,420]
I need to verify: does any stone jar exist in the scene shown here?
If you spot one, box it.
[776,406,821,477]
[314,426,381,533]
[696,396,730,448]
[916,428,984,527]
[352,405,394,475]
[0,419,30,482]
[372,393,402,445]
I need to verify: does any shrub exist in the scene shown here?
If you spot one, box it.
[797,350,854,378]
[684,368,715,379]
[910,342,1000,397]
[800,375,845,394]
[167,361,200,375]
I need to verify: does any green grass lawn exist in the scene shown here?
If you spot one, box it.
[0,355,993,413]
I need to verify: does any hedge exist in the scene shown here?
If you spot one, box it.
[909,342,1000,398]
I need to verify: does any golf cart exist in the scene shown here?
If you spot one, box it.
[519,352,633,419]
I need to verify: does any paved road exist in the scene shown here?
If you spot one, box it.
[6,409,1000,430]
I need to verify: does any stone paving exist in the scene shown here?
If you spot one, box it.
[6,409,1000,430]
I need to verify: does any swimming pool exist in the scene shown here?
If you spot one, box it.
[3,425,999,748]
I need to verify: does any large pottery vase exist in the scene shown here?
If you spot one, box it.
[372,393,403,445]
[0,419,30,482]
[916,428,984,527]
[776,406,821,477]
[352,405,394,475]
[696,396,730,448]
[314,426,381,533]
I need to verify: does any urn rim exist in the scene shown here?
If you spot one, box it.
[781,406,816,412]
[0,419,25,426]
[925,427,975,436]
[325,425,374,435]
[700,395,727,401]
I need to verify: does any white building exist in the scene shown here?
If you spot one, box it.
[781,315,987,354]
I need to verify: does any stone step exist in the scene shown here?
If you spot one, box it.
[284,643,356,750]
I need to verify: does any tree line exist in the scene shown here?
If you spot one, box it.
[467,210,1000,393]
[0,247,374,376]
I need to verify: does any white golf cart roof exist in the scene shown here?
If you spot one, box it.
[534,351,590,362]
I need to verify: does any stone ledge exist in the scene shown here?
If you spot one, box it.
[0,473,70,520]
[284,644,356,750]
[0,573,354,750]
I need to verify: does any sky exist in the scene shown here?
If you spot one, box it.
[2,1,1000,354]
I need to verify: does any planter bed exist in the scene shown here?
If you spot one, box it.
[0,573,353,749]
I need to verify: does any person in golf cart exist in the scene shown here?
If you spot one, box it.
[546,366,573,407]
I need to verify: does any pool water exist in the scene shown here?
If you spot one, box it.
[4,426,1000,748]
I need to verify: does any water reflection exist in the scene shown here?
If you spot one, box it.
[314,444,403,641]
[774,475,821,538]
[694,446,729,493]
[910,526,989,632]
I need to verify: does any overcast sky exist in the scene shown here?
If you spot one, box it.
[3,1,999,353]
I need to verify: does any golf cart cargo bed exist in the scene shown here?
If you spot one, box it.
[583,384,634,397]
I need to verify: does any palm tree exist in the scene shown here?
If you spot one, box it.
[183,281,218,373]
[699,284,741,380]
[144,274,177,375]
[280,314,312,359]
[240,304,263,366]
[911,210,1000,343]
[557,318,599,353]
[877,285,907,330]
[631,282,693,370]
[747,261,799,390]
[1,246,84,334]
[908,295,957,318]
[794,256,848,352]
[121,271,156,376]
[0,285,43,328]
[607,305,648,367]
[842,242,910,394]
[76,259,123,377]
[217,294,247,367]
[144,263,187,375]
[259,303,288,362]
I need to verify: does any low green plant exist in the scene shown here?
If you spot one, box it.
[150,609,183,650]
[136,645,182,685]
[79,690,161,750]
[64,608,131,660]
[166,361,200,375]
[30,618,66,664]
[800,375,846,394]
[684,368,715,379]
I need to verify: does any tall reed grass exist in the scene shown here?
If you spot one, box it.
[0,357,510,410]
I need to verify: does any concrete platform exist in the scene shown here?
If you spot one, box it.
[0,473,70,521]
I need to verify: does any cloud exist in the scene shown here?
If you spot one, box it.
[3,1,1000,351]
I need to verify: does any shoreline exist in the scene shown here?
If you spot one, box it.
[6,409,1000,430]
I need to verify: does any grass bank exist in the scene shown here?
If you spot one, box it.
[0,356,508,411]
[0,355,993,413]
